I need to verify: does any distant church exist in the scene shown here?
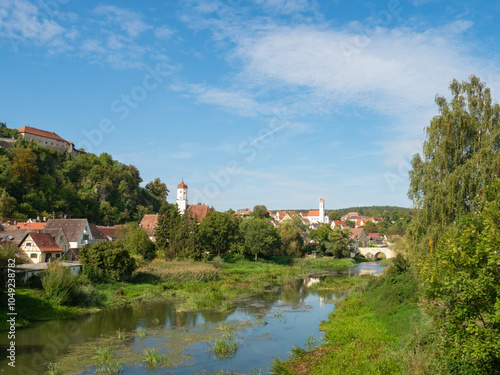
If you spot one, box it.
[300,198,330,224]
[176,180,213,221]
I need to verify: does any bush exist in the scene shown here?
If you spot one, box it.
[212,256,224,269]
[79,241,135,281]
[42,263,79,305]
[82,265,105,283]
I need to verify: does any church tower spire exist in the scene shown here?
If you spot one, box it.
[319,197,325,223]
[176,180,188,215]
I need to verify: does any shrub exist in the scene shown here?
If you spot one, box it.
[82,265,105,283]
[41,262,79,305]
[212,255,224,269]
[80,241,135,281]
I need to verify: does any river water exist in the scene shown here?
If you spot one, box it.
[1,261,384,374]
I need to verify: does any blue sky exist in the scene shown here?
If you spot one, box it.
[1,0,499,211]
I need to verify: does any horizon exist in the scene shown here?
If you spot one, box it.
[1,1,499,211]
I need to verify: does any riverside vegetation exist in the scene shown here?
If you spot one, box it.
[270,76,500,374]
[0,254,359,330]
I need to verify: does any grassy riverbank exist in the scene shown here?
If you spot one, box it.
[275,268,436,375]
[1,255,357,330]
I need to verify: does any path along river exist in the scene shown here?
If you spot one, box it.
[2,261,385,374]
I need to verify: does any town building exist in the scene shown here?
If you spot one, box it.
[300,198,330,224]
[18,233,62,263]
[17,125,83,156]
[175,180,213,221]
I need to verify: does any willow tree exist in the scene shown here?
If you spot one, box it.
[407,77,500,371]
[408,75,500,237]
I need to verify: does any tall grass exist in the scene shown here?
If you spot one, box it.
[94,346,122,374]
[142,348,170,369]
[135,260,219,283]
[208,325,238,359]
[47,362,62,375]
[136,327,147,338]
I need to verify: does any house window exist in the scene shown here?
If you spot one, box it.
[31,253,37,258]
[56,254,60,258]
[83,234,89,241]
[26,242,31,247]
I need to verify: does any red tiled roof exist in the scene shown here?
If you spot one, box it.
[97,226,117,239]
[187,205,213,222]
[177,180,188,189]
[18,126,67,142]
[140,214,158,237]
[333,220,347,226]
[24,233,61,252]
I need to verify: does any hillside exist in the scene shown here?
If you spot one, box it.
[0,135,166,224]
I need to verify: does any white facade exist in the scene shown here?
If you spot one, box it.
[319,198,325,223]
[176,181,188,215]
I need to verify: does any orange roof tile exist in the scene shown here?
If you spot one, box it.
[177,180,188,189]
[18,126,67,142]
[17,222,47,230]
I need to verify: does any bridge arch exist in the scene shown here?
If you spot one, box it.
[356,247,395,260]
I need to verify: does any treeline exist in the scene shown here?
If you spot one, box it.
[405,76,500,372]
[153,204,344,261]
[0,137,167,224]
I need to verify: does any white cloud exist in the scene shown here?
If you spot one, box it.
[0,0,65,45]
[154,26,173,41]
[94,5,152,38]
[253,0,313,14]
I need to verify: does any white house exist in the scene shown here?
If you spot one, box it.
[44,219,105,249]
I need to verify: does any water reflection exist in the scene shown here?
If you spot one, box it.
[1,261,385,374]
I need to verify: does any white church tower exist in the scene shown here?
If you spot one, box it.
[319,197,325,223]
[176,180,188,215]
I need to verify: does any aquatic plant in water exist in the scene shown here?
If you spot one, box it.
[142,348,170,369]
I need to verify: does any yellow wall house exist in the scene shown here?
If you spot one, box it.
[18,233,62,263]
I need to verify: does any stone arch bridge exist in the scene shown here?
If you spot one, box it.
[356,247,395,260]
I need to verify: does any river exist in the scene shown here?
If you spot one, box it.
[1,261,385,374]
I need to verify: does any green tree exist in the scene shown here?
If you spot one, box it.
[251,205,270,219]
[420,181,500,373]
[409,75,500,232]
[145,178,169,201]
[117,222,156,260]
[170,211,201,260]
[0,244,19,296]
[240,218,280,261]
[197,211,239,255]
[344,220,355,228]
[79,241,135,281]
[154,203,181,249]
[277,220,304,257]
[326,227,355,258]
[0,122,18,138]
[407,76,500,372]
[328,210,341,221]
[0,189,17,219]
[13,148,38,185]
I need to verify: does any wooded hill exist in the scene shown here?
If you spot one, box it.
[0,135,166,224]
